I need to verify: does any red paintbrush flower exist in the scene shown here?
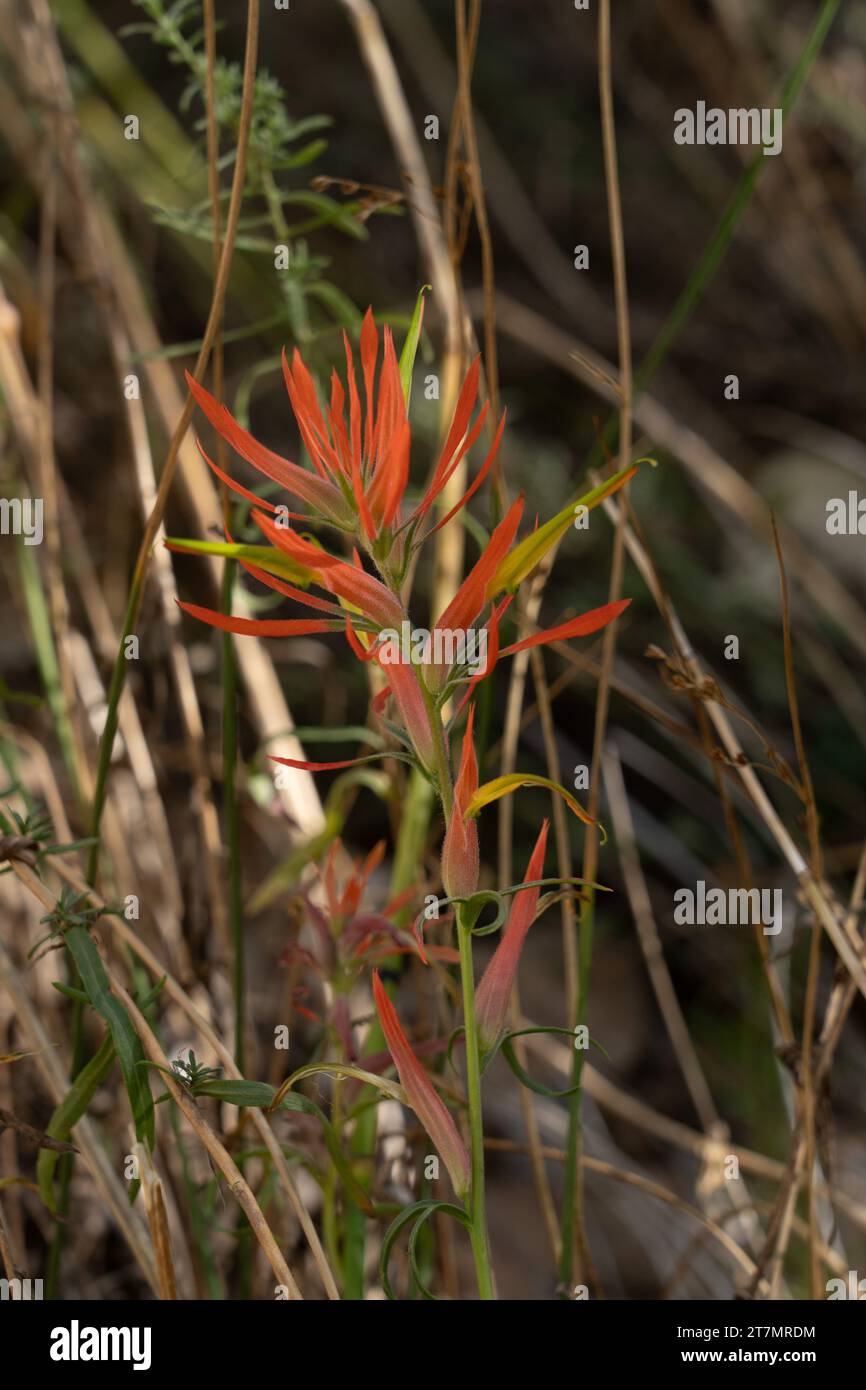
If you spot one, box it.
[372,971,470,1199]
[185,306,500,553]
[475,821,549,1057]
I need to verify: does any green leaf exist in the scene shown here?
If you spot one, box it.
[491,461,649,593]
[398,286,430,408]
[498,1025,607,1093]
[271,1063,406,1107]
[194,1079,278,1107]
[64,927,155,1155]
[51,982,90,1004]
[198,1077,375,1214]
[37,1033,116,1212]
[380,1199,470,1300]
[163,538,314,587]
[40,837,100,858]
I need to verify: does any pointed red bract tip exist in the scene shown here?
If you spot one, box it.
[372,972,470,1199]
[475,820,550,1056]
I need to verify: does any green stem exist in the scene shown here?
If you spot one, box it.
[456,902,495,1300]
[557,894,594,1294]
[221,559,245,1075]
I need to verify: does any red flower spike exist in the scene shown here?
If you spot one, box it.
[441,705,479,901]
[372,971,470,1199]
[367,414,410,530]
[475,821,550,1056]
[184,371,352,525]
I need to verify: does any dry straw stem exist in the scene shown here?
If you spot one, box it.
[489,291,866,667]
[337,0,471,616]
[495,570,560,1260]
[493,289,866,1003]
[453,0,500,452]
[379,0,608,322]
[9,863,300,1299]
[484,1138,805,1293]
[0,266,189,951]
[602,743,768,1263]
[519,1032,866,1240]
[96,210,325,837]
[0,930,159,1295]
[760,838,866,1297]
[0,1203,15,1283]
[35,131,83,800]
[602,743,718,1132]
[46,856,340,1301]
[599,487,866,1003]
[8,0,320,1016]
[134,1142,177,1300]
[108,974,302,1299]
[770,515,823,1297]
[3,0,324,840]
[122,0,260,620]
[563,0,634,1290]
[6,848,334,1297]
[116,287,231,956]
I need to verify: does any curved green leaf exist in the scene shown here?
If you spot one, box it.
[498,1025,608,1094]
[380,1199,470,1300]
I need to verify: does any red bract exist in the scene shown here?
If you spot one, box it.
[173,308,637,785]
[441,705,479,902]
[280,841,449,996]
[475,821,549,1056]
[498,599,631,657]
[186,307,501,551]
[185,372,354,528]
[372,971,470,1199]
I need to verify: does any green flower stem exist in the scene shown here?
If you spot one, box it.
[456,900,495,1300]
[557,892,594,1294]
[428,691,495,1296]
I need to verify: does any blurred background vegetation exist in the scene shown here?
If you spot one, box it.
[1,0,865,1299]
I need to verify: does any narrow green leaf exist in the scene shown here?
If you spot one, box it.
[64,927,154,1153]
[37,1033,116,1212]
[380,1199,469,1300]
[398,286,430,408]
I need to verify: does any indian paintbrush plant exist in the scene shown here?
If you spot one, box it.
[166,290,644,1298]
